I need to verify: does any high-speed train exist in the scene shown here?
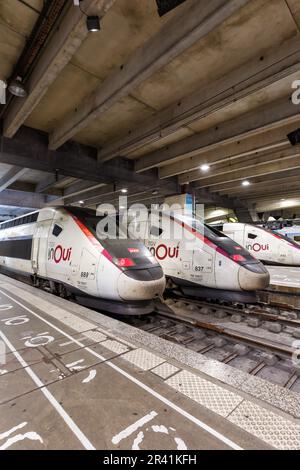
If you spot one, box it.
[128,211,270,302]
[223,223,300,266]
[275,225,300,245]
[0,207,166,315]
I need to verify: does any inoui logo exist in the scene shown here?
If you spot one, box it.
[48,245,72,264]
[246,243,269,252]
[0,79,7,105]
[149,244,179,261]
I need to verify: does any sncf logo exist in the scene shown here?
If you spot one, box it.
[149,244,179,261]
[247,243,269,252]
[48,245,72,264]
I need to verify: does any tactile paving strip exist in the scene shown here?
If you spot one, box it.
[151,362,179,379]
[166,370,243,418]
[100,340,129,354]
[228,400,300,450]
[121,348,165,370]
[83,330,107,343]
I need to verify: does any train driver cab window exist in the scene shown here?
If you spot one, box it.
[52,224,63,237]
[150,226,163,237]
[247,233,257,240]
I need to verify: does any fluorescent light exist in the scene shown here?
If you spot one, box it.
[242,180,250,186]
[200,164,210,172]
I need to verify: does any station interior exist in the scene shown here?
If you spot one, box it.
[1,0,300,452]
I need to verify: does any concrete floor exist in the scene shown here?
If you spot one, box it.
[0,274,299,450]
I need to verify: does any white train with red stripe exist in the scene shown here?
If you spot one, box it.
[223,223,300,266]
[131,211,270,302]
[0,207,165,315]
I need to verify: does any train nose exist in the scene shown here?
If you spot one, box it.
[117,266,166,301]
[238,262,270,291]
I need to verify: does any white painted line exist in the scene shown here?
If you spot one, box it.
[112,411,158,445]
[65,359,85,368]
[0,329,95,451]
[0,431,43,450]
[82,370,97,384]
[0,422,27,440]
[0,288,243,450]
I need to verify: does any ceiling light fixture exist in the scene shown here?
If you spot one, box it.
[86,16,100,32]
[200,164,210,172]
[242,180,250,187]
[79,200,84,204]
[121,188,127,193]
[74,1,101,32]
[8,76,27,97]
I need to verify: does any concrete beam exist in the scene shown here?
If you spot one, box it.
[234,206,255,223]
[159,126,292,178]
[0,189,56,209]
[190,184,248,212]
[136,96,299,172]
[99,36,300,162]
[178,146,299,185]
[209,168,300,193]
[63,183,116,206]
[193,153,300,188]
[63,180,108,199]
[3,0,117,138]
[0,166,28,192]
[222,180,300,198]
[212,169,300,194]
[35,174,72,193]
[0,126,178,191]
[49,0,251,149]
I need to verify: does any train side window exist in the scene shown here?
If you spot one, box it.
[52,224,63,237]
[248,233,257,239]
[150,226,163,237]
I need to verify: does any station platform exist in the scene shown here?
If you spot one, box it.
[268,266,300,290]
[1,274,300,450]
[261,267,300,309]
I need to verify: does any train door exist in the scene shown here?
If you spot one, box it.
[32,219,53,278]
[47,212,76,285]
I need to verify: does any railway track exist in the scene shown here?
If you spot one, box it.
[124,295,300,395]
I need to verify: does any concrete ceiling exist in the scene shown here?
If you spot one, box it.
[0,0,300,221]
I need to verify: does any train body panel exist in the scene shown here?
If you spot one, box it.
[132,212,270,294]
[0,207,166,314]
[223,223,300,266]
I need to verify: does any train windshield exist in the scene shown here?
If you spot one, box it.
[174,213,258,264]
[67,207,157,269]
